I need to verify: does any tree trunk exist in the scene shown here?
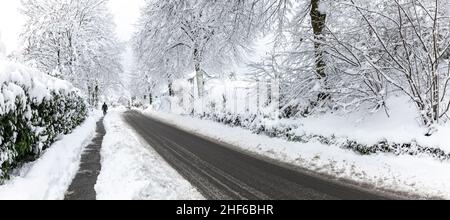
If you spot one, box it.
[87,84,92,106]
[94,84,99,107]
[256,79,261,113]
[149,93,153,105]
[168,82,174,97]
[310,0,327,79]
[431,2,440,125]
[56,49,62,77]
[194,47,204,98]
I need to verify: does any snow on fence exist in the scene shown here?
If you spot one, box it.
[0,59,87,181]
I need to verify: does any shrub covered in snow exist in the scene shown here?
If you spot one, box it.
[0,60,87,181]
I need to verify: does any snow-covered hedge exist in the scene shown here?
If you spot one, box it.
[0,60,87,181]
[199,112,450,161]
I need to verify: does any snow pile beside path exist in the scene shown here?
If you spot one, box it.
[145,110,450,199]
[95,111,203,200]
[0,111,101,200]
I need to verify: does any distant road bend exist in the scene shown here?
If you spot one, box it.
[124,111,398,200]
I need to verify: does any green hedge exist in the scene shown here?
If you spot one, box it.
[0,83,87,181]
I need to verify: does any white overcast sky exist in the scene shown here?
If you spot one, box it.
[0,0,145,54]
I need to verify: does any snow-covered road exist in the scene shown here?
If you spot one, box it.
[142,109,450,199]
[124,111,396,200]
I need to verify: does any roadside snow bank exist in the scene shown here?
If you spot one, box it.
[144,110,450,199]
[188,96,450,161]
[95,110,203,200]
[0,111,101,200]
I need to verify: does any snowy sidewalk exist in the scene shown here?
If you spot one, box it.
[0,112,101,200]
[65,118,106,200]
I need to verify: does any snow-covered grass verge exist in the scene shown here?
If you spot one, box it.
[169,96,450,161]
[295,97,450,154]
[0,111,101,200]
[95,110,204,200]
[144,109,450,199]
[198,113,450,161]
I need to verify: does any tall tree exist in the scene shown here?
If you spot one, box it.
[20,0,123,101]
[133,0,262,98]
[310,0,327,80]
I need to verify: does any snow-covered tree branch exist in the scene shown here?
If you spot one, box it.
[19,0,123,105]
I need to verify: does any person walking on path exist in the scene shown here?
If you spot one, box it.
[102,102,108,116]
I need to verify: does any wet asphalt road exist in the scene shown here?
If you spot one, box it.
[124,111,394,200]
[65,119,105,200]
